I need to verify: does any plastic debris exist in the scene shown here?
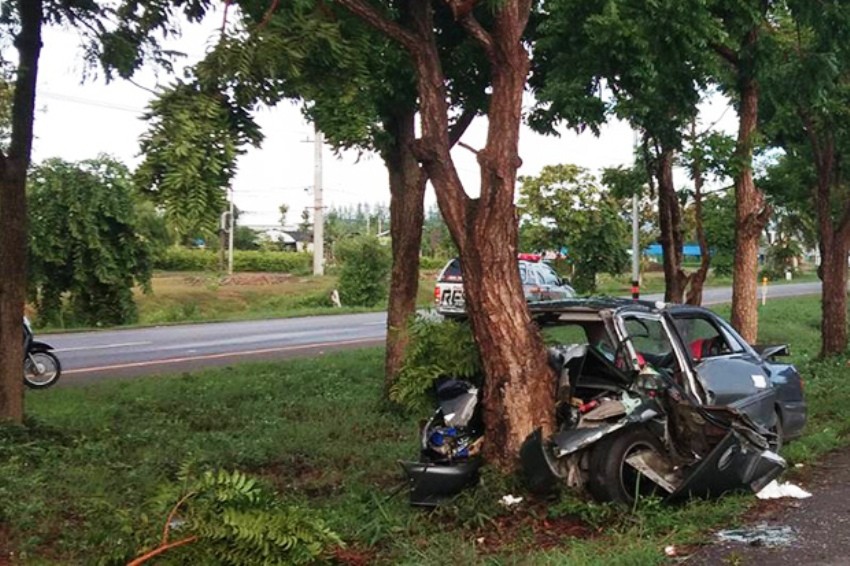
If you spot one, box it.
[664,545,678,557]
[756,480,812,500]
[499,494,523,507]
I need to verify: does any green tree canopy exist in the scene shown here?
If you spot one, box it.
[518,164,629,293]
[28,155,153,326]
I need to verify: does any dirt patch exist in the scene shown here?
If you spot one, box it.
[473,504,593,554]
[183,274,299,286]
[0,522,14,566]
[331,544,379,566]
[687,447,850,565]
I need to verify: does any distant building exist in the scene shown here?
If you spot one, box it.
[250,225,312,252]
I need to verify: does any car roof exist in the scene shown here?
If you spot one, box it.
[529,297,661,314]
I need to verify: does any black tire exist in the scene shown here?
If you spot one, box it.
[768,408,784,454]
[587,426,667,506]
[24,350,61,389]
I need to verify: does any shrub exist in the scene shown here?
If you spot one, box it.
[28,156,153,326]
[390,315,482,411]
[155,249,312,274]
[420,256,452,270]
[335,236,391,307]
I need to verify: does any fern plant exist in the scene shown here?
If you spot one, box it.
[130,467,342,565]
[390,315,482,411]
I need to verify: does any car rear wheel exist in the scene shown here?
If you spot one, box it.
[588,426,668,506]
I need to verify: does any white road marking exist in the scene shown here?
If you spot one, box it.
[64,337,383,375]
[54,341,152,353]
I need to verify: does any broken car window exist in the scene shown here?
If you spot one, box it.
[673,316,739,359]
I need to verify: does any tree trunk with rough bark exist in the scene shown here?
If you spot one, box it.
[656,147,687,303]
[382,110,427,397]
[0,0,42,424]
[730,62,770,344]
[820,238,850,357]
[686,132,710,305]
[338,0,554,470]
[805,124,850,357]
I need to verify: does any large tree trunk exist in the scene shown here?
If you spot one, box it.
[656,147,687,303]
[382,110,427,396]
[805,125,850,357]
[686,129,710,305]
[339,0,553,470]
[820,238,850,357]
[0,0,43,423]
[409,0,555,468]
[730,56,770,344]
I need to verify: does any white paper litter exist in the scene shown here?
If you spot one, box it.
[756,480,812,500]
[499,494,524,507]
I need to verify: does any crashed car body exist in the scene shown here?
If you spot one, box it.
[403,298,806,506]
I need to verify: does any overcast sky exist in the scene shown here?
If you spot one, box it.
[31,15,731,228]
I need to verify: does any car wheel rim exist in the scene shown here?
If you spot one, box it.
[620,441,663,501]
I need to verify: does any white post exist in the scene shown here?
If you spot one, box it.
[313,128,324,276]
[227,187,234,275]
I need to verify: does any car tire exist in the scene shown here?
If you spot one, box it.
[587,426,667,506]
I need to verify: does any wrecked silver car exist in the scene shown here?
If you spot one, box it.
[404,299,806,506]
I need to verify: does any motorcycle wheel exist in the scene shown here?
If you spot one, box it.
[24,351,61,389]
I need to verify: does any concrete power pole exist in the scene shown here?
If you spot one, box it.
[631,130,641,299]
[312,128,325,276]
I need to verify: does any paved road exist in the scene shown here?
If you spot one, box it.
[44,281,821,383]
[47,312,387,384]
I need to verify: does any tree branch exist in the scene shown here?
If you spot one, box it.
[459,14,495,61]
[457,141,479,155]
[336,0,419,52]
[162,491,196,545]
[448,106,477,147]
[257,0,280,31]
[711,42,739,67]
[127,536,199,566]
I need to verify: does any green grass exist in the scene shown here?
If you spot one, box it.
[36,271,443,332]
[3,295,849,563]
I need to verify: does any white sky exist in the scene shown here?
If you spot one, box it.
[31,15,733,228]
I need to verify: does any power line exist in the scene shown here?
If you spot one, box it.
[39,91,145,114]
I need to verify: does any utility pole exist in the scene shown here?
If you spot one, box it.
[312,127,325,276]
[631,130,641,300]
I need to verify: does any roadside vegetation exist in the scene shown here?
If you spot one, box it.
[27,265,817,331]
[2,296,845,563]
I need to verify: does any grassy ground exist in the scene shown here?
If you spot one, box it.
[3,295,847,564]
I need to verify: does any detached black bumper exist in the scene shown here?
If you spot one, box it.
[399,458,482,507]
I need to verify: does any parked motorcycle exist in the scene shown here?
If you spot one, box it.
[23,317,61,388]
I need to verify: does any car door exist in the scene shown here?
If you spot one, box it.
[671,312,776,426]
[539,264,571,300]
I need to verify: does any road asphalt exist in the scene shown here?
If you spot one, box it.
[687,447,850,565]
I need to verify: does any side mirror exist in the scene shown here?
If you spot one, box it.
[755,344,790,360]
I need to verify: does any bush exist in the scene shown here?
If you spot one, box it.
[155,249,312,274]
[420,256,452,270]
[390,315,482,411]
[335,236,391,307]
